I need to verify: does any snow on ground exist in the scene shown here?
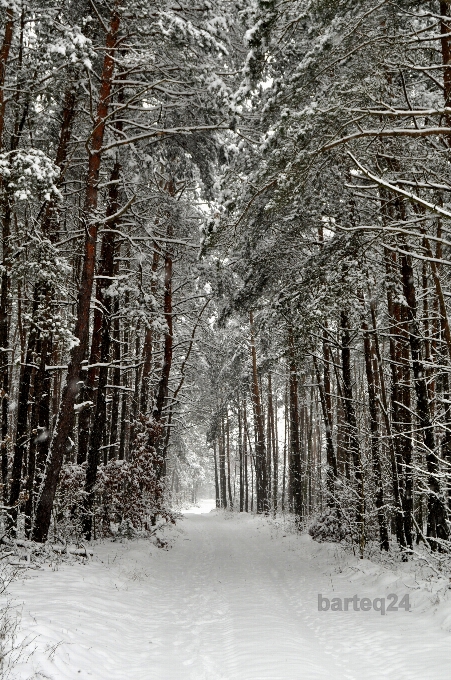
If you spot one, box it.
[181,498,216,515]
[5,504,451,680]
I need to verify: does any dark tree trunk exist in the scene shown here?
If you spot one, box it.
[82,162,120,539]
[312,354,337,497]
[268,374,278,512]
[288,330,302,521]
[243,397,249,512]
[249,311,268,513]
[226,411,233,509]
[7,323,37,533]
[361,313,389,551]
[440,1,451,116]
[282,380,288,512]
[32,8,120,542]
[24,333,50,537]
[382,246,409,549]
[108,299,121,459]
[219,414,227,508]
[140,246,160,413]
[0,199,11,507]
[213,440,220,508]
[151,205,174,476]
[399,244,449,547]
[341,311,365,556]
[0,10,14,504]
[266,377,272,509]
[0,9,14,148]
[238,395,244,512]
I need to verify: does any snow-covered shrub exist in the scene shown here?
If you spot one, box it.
[0,600,19,679]
[309,507,346,543]
[0,564,24,678]
[0,148,60,203]
[115,518,137,540]
[55,415,175,539]
[53,463,87,539]
[95,416,175,533]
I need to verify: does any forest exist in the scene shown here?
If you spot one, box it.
[1,0,451,565]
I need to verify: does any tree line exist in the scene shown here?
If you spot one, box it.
[203,0,451,558]
[3,0,451,559]
[0,0,239,541]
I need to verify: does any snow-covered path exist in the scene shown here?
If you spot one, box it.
[8,508,451,680]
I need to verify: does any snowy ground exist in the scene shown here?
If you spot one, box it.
[5,503,451,679]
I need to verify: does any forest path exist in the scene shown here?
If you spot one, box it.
[8,507,451,680]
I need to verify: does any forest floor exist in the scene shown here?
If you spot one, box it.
[5,502,451,680]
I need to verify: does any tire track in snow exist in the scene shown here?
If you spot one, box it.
[260,531,451,680]
[172,514,334,680]
[8,511,451,680]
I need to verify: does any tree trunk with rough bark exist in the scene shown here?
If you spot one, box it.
[249,311,268,513]
[341,311,365,557]
[32,8,121,542]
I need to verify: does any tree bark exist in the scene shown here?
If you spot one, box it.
[341,311,365,556]
[243,397,249,512]
[312,353,337,495]
[288,329,302,521]
[151,198,174,476]
[226,410,233,509]
[361,311,389,551]
[249,311,268,513]
[268,374,278,513]
[140,246,160,413]
[219,412,227,508]
[0,8,14,149]
[7,309,38,533]
[82,162,120,539]
[32,8,121,542]
[108,298,121,459]
[399,243,449,547]
[440,1,451,118]
[213,440,220,508]
[238,394,244,512]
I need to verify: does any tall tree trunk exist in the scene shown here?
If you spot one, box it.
[213,440,220,508]
[151,204,174,475]
[219,412,227,508]
[312,354,337,498]
[238,394,244,512]
[266,378,272,509]
[7,314,38,533]
[24,333,50,537]
[399,242,449,547]
[0,8,14,504]
[361,311,389,551]
[382,246,409,549]
[82,162,120,539]
[32,8,120,542]
[140,245,160,413]
[243,397,249,512]
[440,1,451,120]
[31,87,78,481]
[249,311,268,513]
[0,194,11,507]
[226,410,233,508]
[0,8,14,149]
[282,379,288,512]
[288,329,302,521]
[268,374,278,513]
[341,311,365,556]
[118,292,130,462]
[108,298,121,459]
